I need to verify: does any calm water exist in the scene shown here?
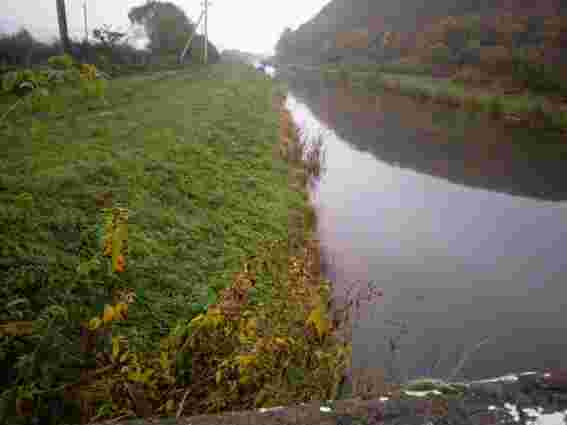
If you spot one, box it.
[280,68,567,381]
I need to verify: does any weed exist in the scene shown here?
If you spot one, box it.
[0,63,330,422]
[81,79,108,101]
[338,68,350,82]
[488,96,503,118]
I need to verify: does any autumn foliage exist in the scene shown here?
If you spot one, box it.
[335,30,371,50]
[54,99,355,422]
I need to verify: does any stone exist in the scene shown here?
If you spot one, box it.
[468,382,505,399]
[538,370,567,392]
[517,372,541,393]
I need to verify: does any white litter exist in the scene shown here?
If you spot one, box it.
[258,406,284,413]
[475,374,519,384]
[403,390,442,397]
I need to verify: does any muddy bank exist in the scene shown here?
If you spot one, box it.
[98,370,567,424]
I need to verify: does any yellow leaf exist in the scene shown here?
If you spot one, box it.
[128,369,153,384]
[215,369,223,384]
[88,317,102,331]
[112,336,121,361]
[202,309,224,328]
[166,400,175,412]
[114,303,128,321]
[115,254,126,273]
[142,369,154,382]
[246,318,257,335]
[235,354,256,374]
[103,305,115,324]
[239,375,251,385]
[190,314,205,325]
[103,238,112,257]
[120,352,129,363]
[0,321,34,337]
[238,333,251,344]
[112,216,127,272]
[159,352,170,371]
[306,305,329,339]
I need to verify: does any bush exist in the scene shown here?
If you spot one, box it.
[428,45,453,66]
[47,54,75,70]
[487,96,503,117]
[81,79,107,100]
[338,67,349,81]
[0,29,59,67]
[511,51,567,95]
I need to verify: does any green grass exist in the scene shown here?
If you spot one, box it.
[0,62,308,416]
[322,65,566,132]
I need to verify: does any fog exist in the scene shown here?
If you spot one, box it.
[1,0,331,54]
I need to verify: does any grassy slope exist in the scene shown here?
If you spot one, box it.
[0,63,307,397]
[321,65,567,131]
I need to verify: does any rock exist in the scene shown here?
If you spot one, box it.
[468,382,505,399]
[537,370,567,392]
[517,372,541,393]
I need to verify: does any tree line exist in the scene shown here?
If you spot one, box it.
[0,1,219,72]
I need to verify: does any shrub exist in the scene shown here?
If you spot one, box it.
[511,51,567,95]
[487,96,503,117]
[431,45,453,65]
[1,69,48,95]
[47,54,75,70]
[81,79,108,101]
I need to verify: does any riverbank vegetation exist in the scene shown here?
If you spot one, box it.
[281,12,567,133]
[322,66,567,133]
[0,59,354,424]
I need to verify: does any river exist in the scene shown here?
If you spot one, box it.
[273,66,567,383]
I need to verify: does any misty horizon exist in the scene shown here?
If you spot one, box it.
[1,0,332,56]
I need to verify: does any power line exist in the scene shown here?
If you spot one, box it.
[179,9,205,63]
[179,0,212,64]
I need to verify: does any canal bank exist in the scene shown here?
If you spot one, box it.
[91,62,567,425]
[277,65,567,383]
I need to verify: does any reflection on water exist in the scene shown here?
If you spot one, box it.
[282,70,567,381]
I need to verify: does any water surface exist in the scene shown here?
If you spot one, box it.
[282,69,567,381]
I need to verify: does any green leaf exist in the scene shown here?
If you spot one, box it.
[190,302,206,315]
[14,192,33,209]
[286,367,305,386]
[206,287,217,307]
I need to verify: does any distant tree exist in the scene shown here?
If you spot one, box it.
[335,30,370,49]
[0,29,51,67]
[275,27,294,56]
[128,1,194,55]
[92,25,127,49]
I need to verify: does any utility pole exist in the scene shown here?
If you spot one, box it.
[56,0,72,54]
[83,1,89,43]
[202,0,211,64]
[179,9,205,64]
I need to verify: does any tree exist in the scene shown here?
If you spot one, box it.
[128,1,195,55]
[275,27,294,56]
[56,0,72,54]
[0,29,42,66]
[92,25,127,49]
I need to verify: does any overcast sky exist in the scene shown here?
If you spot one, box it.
[1,0,329,54]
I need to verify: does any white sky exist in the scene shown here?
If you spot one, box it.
[1,0,330,55]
